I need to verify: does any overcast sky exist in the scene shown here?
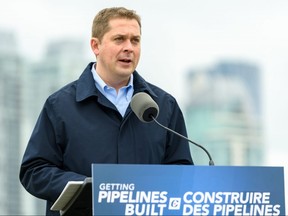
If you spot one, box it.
[1,0,288,196]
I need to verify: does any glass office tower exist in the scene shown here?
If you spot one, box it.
[0,31,22,215]
[185,62,263,166]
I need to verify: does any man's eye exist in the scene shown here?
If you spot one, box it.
[115,37,123,41]
[132,38,140,44]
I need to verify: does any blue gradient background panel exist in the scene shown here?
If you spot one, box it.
[92,164,285,216]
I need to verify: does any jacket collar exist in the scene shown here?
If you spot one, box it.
[76,62,158,102]
[76,62,98,102]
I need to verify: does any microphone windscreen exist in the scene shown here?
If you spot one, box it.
[130,92,159,122]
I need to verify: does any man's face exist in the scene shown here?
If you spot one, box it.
[91,18,141,87]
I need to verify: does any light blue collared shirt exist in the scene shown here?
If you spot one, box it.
[91,63,134,117]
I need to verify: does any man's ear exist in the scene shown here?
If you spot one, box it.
[90,37,100,56]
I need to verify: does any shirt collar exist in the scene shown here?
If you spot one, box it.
[76,62,157,102]
[91,63,134,93]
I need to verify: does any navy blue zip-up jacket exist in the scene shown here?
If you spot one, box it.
[20,62,193,215]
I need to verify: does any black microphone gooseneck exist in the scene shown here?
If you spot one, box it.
[151,116,214,166]
[130,92,215,166]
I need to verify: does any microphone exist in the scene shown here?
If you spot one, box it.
[130,92,215,166]
[130,92,159,122]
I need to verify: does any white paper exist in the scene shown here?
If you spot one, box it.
[50,181,84,211]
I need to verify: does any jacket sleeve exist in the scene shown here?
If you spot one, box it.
[19,99,86,203]
[162,97,194,165]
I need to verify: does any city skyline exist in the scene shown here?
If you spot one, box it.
[0,30,267,215]
[2,0,286,164]
[1,0,288,213]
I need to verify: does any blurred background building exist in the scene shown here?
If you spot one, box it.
[0,31,23,215]
[0,30,88,214]
[185,62,263,165]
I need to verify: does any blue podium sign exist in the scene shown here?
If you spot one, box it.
[92,164,285,216]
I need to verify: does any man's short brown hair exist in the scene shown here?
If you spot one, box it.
[92,7,141,42]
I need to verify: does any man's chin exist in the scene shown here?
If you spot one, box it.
[117,67,135,75]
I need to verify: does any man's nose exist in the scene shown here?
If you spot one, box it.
[123,40,133,52]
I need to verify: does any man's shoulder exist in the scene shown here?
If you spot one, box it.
[47,62,95,103]
[133,71,174,101]
[146,81,176,102]
[46,80,78,104]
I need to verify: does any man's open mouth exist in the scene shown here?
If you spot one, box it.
[119,58,132,63]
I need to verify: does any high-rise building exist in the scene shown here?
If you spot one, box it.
[0,30,89,215]
[19,39,89,215]
[0,31,22,215]
[26,39,89,118]
[185,62,263,166]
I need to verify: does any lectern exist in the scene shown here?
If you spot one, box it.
[51,177,92,215]
[51,165,286,216]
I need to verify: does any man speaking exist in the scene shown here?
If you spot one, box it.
[19,7,193,215]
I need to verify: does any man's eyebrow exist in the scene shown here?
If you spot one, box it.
[113,34,141,38]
